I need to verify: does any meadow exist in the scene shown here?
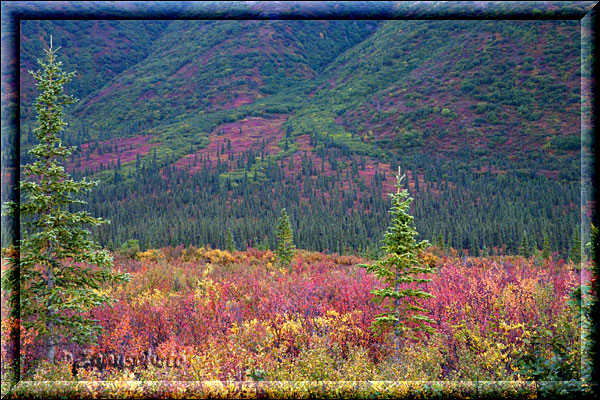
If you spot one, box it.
[2,244,587,398]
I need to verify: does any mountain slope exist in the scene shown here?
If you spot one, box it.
[14,18,582,257]
[19,20,170,116]
[288,20,580,178]
[69,20,377,132]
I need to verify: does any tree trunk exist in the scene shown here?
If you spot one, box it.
[394,279,400,358]
[45,253,56,362]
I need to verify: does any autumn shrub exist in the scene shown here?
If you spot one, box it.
[10,247,584,385]
[118,239,141,259]
[136,248,164,263]
[30,360,76,381]
[181,245,199,262]
[295,249,327,264]
[277,340,345,381]
[427,256,580,381]
[160,245,186,261]
[196,247,237,266]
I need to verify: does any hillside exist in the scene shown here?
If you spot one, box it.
[19,20,170,114]
[13,18,583,257]
[284,20,581,175]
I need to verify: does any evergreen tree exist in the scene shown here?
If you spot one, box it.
[436,233,444,250]
[586,224,599,393]
[542,235,551,260]
[360,167,436,356]
[1,39,128,362]
[569,228,581,265]
[519,231,531,258]
[225,229,236,252]
[275,208,295,269]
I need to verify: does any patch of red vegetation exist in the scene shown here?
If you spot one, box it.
[86,81,129,107]
[138,90,157,102]
[227,93,255,108]
[67,135,160,173]
[536,169,560,179]
[175,115,289,174]
[174,60,200,79]
[209,91,258,110]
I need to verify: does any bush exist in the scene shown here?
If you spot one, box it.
[546,135,580,151]
[118,239,140,259]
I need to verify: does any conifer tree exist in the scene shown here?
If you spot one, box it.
[569,229,581,265]
[542,235,551,260]
[360,167,436,355]
[1,39,128,362]
[519,231,531,258]
[275,208,295,269]
[436,233,445,250]
[225,229,236,252]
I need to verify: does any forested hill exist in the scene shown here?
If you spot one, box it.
[11,18,583,258]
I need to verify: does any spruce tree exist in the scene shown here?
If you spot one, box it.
[519,231,531,258]
[275,208,295,269]
[360,167,436,355]
[436,233,445,250]
[1,39,128,362]
[542,235,551,260]
[225,229,236,252]
[569,229,581,265]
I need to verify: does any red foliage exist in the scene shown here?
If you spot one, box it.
[4,248,584,381]
[67,135,160,173]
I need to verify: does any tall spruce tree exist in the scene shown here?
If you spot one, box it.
[1,39,128,362]
[569,229,581,266]
[275,208,295,269]
[360,167,436,355]
[225,229,236,252]
[519,231,531,258]
[542,235,551,260]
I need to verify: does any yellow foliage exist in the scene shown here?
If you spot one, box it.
[421,250,440,268]
[194,275,222,306]
[131,288,174,307]
[196,247,236,265]
[136,249,164,262]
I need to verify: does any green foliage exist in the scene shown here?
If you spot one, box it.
[545,135,581,152]
[1,40,128,361]
[519,231,531,258]
[569,229,581,265]
[360,168,436,351]
[542,235,551,260]
[274,208,295,269]
[571,224,600,396]
[441,108,453,118]
[226,229,237,252]
[118,239,140,259]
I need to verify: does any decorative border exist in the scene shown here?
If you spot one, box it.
[1,1,597,398]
